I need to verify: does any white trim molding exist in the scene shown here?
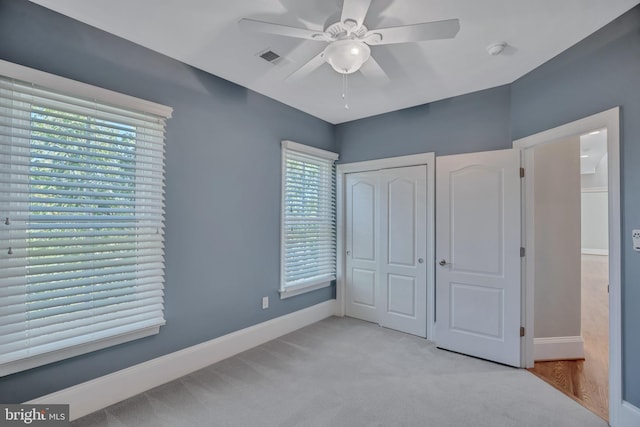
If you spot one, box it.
[582,187,608,193]
[279,280,331,299]
[336,153,435,340]
[337,153,432,174]
[533,336,585,361]
[513,106,622,424]
[581,248,609,256]
[280,140,339,161]
[26,300,337,421]
[620,400,640,427]
[0,59,172,118]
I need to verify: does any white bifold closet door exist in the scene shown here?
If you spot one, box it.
[345,165,427,337]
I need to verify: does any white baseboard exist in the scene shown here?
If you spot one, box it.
[581,248,609,256]
[533,336,585,361]
[26,300,338,421]
[618,400,640,427]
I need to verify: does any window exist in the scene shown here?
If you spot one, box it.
[0,61,172,376]
[280,140,338,298]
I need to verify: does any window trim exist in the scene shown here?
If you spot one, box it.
[280,140,338,299]
[1,326,160,378]
[0,60,172,119]
[0,60,171,376]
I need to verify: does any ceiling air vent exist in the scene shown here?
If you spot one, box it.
[258,49,281,64]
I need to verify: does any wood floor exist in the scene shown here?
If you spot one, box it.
[528,255,609,421]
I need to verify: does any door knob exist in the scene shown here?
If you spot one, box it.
[418,258,424,264]
[438,259,450,266]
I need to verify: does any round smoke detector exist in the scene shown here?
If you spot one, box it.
[486,42,507,56]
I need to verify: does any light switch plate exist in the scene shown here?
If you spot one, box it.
[633,229,640,251]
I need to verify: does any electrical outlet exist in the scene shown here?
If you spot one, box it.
[633,229,640,252]
[262,296,269,309]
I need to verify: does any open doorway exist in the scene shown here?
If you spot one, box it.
[526,129,609,421]
[514,108,621,423]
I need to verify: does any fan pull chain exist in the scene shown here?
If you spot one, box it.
[342,73,349,110]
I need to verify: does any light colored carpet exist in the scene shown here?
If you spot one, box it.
[72,316,607,427]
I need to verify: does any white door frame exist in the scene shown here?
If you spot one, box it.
[336,153,436,340]
[513,107,622,424]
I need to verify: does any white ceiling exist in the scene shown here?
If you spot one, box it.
[30,0,639,124]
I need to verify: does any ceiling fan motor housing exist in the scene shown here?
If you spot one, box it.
[324,21,368,40]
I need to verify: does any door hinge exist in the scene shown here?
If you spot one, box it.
[520,326,525,337]
[520,247,525,257]
[520,167,525,178]
[608,284,610,294]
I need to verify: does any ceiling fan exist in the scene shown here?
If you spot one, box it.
[239,0,460,83]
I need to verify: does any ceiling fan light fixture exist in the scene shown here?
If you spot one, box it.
[323,39,371,74]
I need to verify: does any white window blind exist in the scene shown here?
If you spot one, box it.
[0,63,171,376]
[280,141,338,297]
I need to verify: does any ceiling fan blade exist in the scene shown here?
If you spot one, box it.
[341,0,372,28]
[239,18,329,41]
[359,56,389,85]
[364,19,460,45]
[287,51,326,81]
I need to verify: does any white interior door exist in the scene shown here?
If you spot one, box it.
[345,166,427,337]
[378,167,427,337]
[435,149,521,366]
[345,172,379,324]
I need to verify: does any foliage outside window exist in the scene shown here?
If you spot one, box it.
[0,64,171,376]
[280,140,338,298]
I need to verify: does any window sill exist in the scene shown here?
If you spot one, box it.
[279,280,332,299]
[0,324,163,377]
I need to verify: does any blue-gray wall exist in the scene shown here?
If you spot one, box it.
[0,0,335,402]
[2,0,639,409]
[511,7,640,406]
[337,5,640,406]
[336,85,512,163]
